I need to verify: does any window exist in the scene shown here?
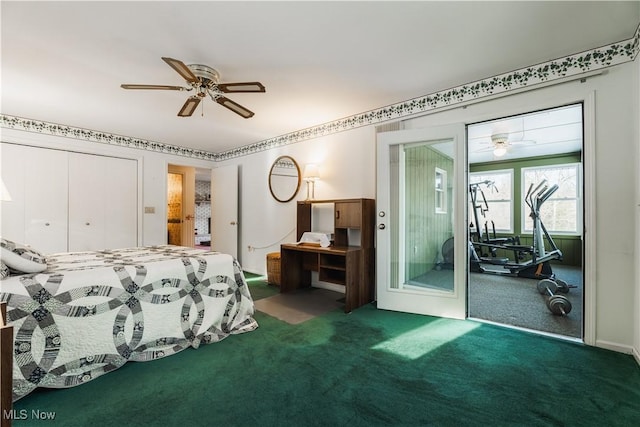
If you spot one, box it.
[469,169,513,233]
[435,168,447,213]
[522,164,581,235]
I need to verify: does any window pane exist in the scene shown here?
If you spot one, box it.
[522,164,580,234]
[469,170,513,232]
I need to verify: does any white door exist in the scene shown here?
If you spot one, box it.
[168,164,196,248]
[69,153,137,251]
[211,164,238,258]
[1,143,69,254]
[24,147,69,253]
[103,156,138,249]
[376,124,467,319]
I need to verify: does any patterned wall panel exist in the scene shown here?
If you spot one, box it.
[404,145,454,280]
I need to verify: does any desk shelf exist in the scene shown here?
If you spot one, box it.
[319,253,346,269]
[319,268,346,285]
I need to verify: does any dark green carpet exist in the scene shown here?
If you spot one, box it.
[12,276,640,426]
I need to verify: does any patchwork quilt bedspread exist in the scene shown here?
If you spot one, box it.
[0,245,258,401]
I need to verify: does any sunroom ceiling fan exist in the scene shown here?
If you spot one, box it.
[121,57,265,118]
[476,132,536,157]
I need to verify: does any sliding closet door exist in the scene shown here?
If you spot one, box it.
[68,153,137,251]
[24,147,69,253]
[0,143,69,254]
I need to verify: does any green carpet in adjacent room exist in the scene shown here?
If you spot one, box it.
[12,275,640,426]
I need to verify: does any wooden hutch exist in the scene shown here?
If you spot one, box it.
[280,198,375,312]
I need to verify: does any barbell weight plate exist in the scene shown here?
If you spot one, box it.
[546,295,572,316]
[555,279,570,294]
[537,279,557,295]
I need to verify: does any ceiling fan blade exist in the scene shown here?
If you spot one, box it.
[510,139,537,145]
[178,96,201,117]
[215,96,255,118]
[217,82,266,93]
[162,57,198,83]
[121,84,186,90]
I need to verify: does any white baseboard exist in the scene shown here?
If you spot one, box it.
[595,339,634,355]
[312,281,346,294]
[633,346,640,366]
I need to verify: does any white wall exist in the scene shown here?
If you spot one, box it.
[218,126,376,274]
[0,128,216,247]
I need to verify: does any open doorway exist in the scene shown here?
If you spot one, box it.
[466,104,584,340]
[194,168,212,250]
[167,164,211,248]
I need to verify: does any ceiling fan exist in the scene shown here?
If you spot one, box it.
[121,57,265,118]
[476,132,536,157]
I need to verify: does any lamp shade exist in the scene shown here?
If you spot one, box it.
[0,178,12,201]
[303,164,320,180]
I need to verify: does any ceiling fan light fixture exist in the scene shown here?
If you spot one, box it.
[493,146,507,157]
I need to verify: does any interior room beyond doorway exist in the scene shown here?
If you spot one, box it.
[465,103,584,340]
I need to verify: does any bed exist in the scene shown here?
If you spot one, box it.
[0,241,258,401]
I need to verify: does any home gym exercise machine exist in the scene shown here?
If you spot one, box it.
[470,179,563,278]
[468,180,523,262]
[439,179,574,315]
[438,179,564,280]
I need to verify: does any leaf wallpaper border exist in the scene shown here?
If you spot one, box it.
[2,24,639,162]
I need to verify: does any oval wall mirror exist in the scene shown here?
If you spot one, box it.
[269,156,301,203]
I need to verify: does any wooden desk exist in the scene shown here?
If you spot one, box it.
[280,243,371,313]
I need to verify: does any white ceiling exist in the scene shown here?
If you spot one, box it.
[467,103,583,163]
[1,1,639,155]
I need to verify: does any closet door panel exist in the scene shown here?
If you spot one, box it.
[68,153,137,251]
[0,143,68,254]
[24,148,69,254]
[1,143,27,245]
[104,156,137,249]
[68,153,108,251]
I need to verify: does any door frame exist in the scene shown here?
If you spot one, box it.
[376,90,596,345]
[465,103,586,341]
[168,164,196,248]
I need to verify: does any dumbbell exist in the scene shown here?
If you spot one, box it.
[537,279,572,316]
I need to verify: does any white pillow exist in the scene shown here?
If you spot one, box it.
[0,261,9,279]
[0,237,47,274]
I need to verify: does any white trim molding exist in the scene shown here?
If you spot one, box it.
[2,25,639,161]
